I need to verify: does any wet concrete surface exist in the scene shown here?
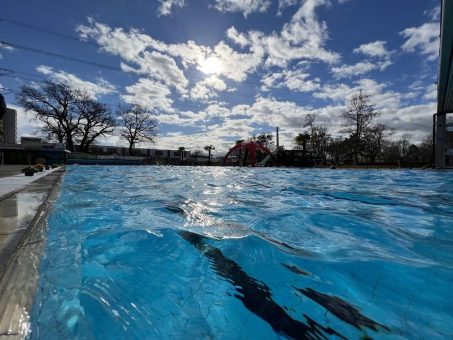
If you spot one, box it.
[0,168,64,339]
[0,167,61,200]
[0,174,58,269]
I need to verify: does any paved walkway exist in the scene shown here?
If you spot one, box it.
[0,167,61,200]
[0,165,25,179]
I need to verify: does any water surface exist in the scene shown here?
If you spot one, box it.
[30,166,453,339]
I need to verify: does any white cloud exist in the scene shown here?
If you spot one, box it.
[72,5,436,150]
[191,75,227,100]
[77,0,341,91]
[204,103,232,118]
[77,19,260,86]
[226,27,249,47]
[36,65,117,98]
[331,61,376,78]
[224,0,341,68]
[213,0,271,17]
[381,103,435,142]
[261,0,340,66]
[103,82,433,152]
[78,18,155,60]
[315,78,401,109]
[353,40,391,58]
[261,69,320,92]
[120,50,189,93]
[0,43,16,59]
[121,78,174,112]
[157,0,185,16]
[424,6,440,21]
[308,78,435,141]
[332,40,393,78]
[157,112,206,126]
[9,104,44,139]
[423,83,437,100]
[331,60,391,78]
[208,42,262,81]
[400,22,439,61]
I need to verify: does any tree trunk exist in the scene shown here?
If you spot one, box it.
[66,135,75,152]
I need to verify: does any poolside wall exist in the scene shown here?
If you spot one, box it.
[0,168,65,339]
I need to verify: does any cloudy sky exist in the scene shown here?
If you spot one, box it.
[0,0,440,152]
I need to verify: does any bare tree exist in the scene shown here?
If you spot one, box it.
[294,133,310,156]
[381,140,400,163]
[16,81,115,152]
[362,123,392,163]
[76,97,116,153]
[418,135,433,164]
[341,91,380,165]
[16,81,80,150]
[118,105,158,155]
[298,114,330,163]
[304,114,316,152]
[397,134,412,161]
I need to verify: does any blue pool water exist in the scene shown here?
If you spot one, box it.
[30,166,453,339]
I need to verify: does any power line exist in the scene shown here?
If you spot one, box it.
[0,17,98,47]
[0,86,14,95]
[0,67,47,82]
[0,40,123,72]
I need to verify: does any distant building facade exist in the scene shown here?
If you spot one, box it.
[68,145,191,165]
[0,106,67,165]
[0,108,17,144]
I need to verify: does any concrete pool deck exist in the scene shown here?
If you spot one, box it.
[0,166,63,200]
[0,167,65,339]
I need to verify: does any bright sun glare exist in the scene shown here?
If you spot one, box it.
[200,56,222,74]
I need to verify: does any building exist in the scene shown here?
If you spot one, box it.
[0,105,68,165]
[68,145,191,165]
[436,0,453,168]
[0,108,17,144]
[0,138,68,165]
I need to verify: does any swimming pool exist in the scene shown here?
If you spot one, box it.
[30,166,453,339]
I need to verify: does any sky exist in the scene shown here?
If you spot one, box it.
[0,0,441,153]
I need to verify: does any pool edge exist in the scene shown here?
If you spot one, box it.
[0,168,65,339]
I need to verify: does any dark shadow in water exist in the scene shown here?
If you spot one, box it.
[253,230,317,258]
[296,288,390,332]
[163,205,185,214]
[282,263,311,276]
[180,231,345,340]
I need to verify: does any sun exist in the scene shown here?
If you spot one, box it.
[199,56,222,74]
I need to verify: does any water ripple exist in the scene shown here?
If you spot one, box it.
[30,166,453,339]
